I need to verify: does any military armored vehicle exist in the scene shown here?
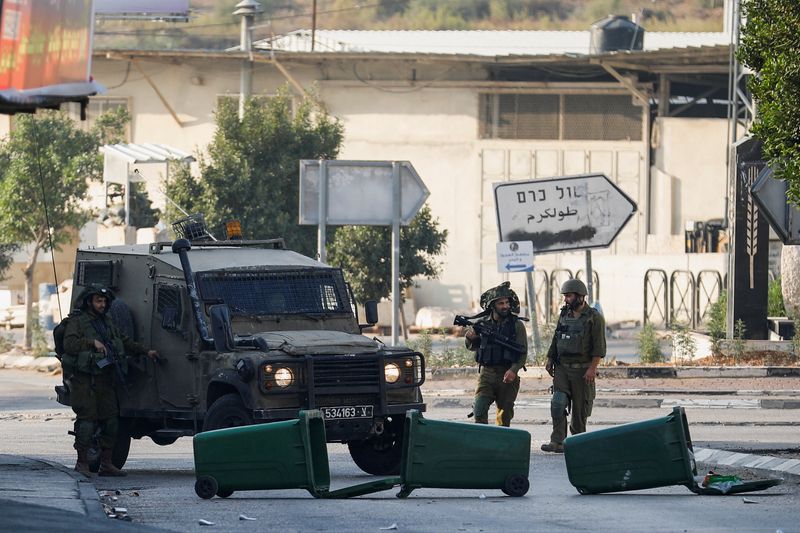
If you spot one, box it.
[59,216,425,476]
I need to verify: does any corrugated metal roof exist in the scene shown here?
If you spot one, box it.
[100,143,195,164]
[255,30,730,57]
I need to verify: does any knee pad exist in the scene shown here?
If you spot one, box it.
[550,391,569,419]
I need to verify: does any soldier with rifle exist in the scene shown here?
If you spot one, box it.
[461,282,527,427]
[61,286,158,477]
[540,279,606,453]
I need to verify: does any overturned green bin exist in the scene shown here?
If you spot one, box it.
[193,410,330,499]
[397,410,531,498]
[564,406,696,495]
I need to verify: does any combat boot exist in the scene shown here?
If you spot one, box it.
[540,442,564,453]
[74,449,92,477]
[98,449,126,477]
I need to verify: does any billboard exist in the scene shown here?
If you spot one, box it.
[0,0,104,113]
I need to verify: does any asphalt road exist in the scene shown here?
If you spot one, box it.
[1,369,798,532]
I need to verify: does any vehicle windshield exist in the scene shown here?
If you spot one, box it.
[195,268,352,317]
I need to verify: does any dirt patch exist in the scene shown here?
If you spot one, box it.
[692,351,800,367]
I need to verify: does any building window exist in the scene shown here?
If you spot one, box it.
[480,93,642,141]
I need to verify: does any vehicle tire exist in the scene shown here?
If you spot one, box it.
[216,488,234,498]
[195,476,218,499]
[149,435,178,446]
[202,393,253,432]
[87,418,131,472]
[347,418,404,476]
[502,473,530,497]
[111,417,133,469]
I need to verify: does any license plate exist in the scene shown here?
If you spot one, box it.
[321,405,373,420]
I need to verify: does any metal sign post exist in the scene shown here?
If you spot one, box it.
[585,250,594,306]
[299,160,430,345]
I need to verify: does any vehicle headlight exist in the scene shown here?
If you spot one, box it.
[274,367,294,388]
[384,362,401,383]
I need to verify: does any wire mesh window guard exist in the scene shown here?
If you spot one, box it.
[195,268,350,316]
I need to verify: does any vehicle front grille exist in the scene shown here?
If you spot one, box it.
[312,357,380,391]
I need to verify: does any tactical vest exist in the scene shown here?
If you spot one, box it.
[555,308,597,361]
[60,313,128,376]
[475,316,519,367]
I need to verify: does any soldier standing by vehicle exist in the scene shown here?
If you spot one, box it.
[541,279,606,453]
[464,282,527,427]
[61,286,158,477]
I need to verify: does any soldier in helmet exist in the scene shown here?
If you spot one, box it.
[464,282,528,426]
[540,279,606,453]
[61,286,158,477]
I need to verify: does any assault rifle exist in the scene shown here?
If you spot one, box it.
[453,314,527,355]
[91,318,129,394]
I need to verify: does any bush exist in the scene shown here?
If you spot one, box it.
[670,322,696,364]
[707,291,727,357]
[731,319,748,364]
[768,277,786,317]
[637,322,664,363]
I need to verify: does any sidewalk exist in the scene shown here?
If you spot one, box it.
[0,455,162,532]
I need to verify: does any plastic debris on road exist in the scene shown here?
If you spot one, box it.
[198,519,215,526]
[239,514,257,521]
[379,524,398,530]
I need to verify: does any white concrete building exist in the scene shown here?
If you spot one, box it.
[0,29,740,327]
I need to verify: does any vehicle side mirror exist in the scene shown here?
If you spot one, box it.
[209,304,235,353]
[363,300,378,326]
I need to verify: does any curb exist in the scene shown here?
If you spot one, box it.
[694,447,800,483]
[32,457,107,521]
[0,355,60,372]
[426,366,800,380]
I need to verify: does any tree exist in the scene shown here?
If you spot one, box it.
[327,205,448,302]
[0,111,121,348]
[0,244,18,280]
[738,0,800,206]
[165,88,343,256]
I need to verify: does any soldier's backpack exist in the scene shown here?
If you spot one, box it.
[53,311,80,406]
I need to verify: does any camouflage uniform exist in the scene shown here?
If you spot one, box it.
[61,287,150,474]
[545,298,606,447]
[465,282,528,427]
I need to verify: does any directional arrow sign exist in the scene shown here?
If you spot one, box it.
[496,241,534,273]
[299,160,429,226]
[494,173,637,253]
[750,166,800,245]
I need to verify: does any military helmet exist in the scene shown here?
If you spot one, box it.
[560,278,588,296]
[77,286,115,312]
[479,281,520,313]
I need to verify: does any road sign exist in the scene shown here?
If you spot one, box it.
[299,160,429,225]
[750,166,800,245]
[496,241,534,273]
[494,173,637,253]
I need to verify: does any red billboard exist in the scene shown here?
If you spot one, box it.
[0,0,100,113]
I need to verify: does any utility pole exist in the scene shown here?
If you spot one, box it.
[233,0,262,121]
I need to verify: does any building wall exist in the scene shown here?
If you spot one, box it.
[0,55,729,325]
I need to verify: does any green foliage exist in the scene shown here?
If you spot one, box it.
[28,305,51,358]
[0,111,104,253]
[768,277,786,316]
[637,322,664,363]
[738,0,800,206]
[408,328,475,369]
[731,319,748,364]
[0,109,127,348]
[0,243,18,280]
[0,332,14,353]
[164,88,344,256]
[534,315,557,365]
[129,183,161,228]
[707,290,727,356]
[327,205,448,302]
[670,321,696,364]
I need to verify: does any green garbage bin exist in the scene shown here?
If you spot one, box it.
[564,406,696,494]
[193,409,330,499]
[397,410,531,498]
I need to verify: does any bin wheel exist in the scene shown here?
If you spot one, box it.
[217,488,234,498]
[576,487,589,495]
[195,476,218,499]
[502,474,530,497]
